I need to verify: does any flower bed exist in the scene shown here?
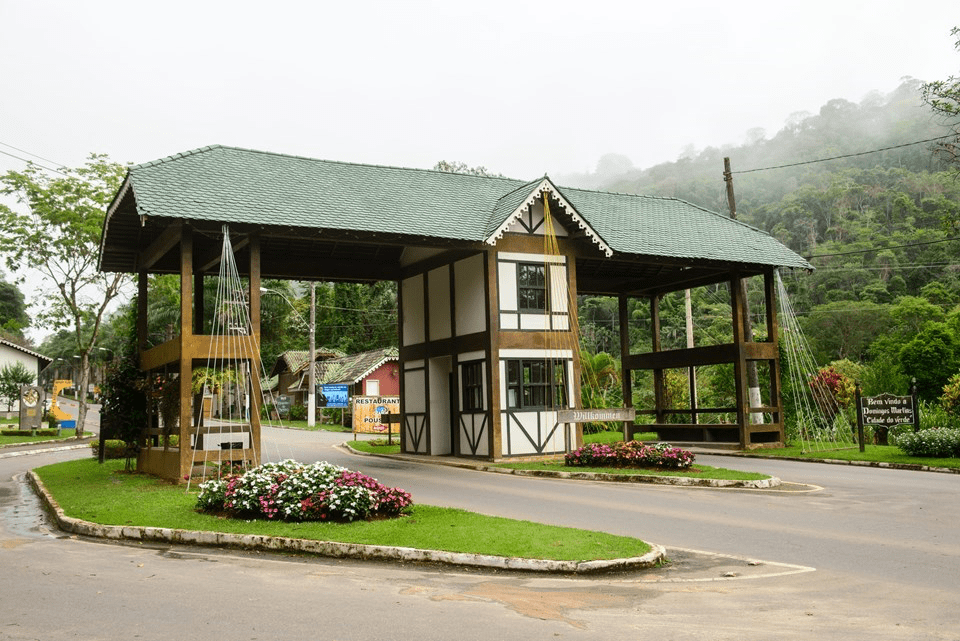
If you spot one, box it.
[564,441,695,469]
[196,460,413,522]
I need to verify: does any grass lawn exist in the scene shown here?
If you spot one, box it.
[746,443,960,469]
[0,428,86,445]
[262,419,353,433]
[495,460,770,480]
[583,430,658,444]
[34,458,651,561]
[349,439,401,455]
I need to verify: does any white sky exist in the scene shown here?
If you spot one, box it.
[1,0,957,179]
[1,1,958,343]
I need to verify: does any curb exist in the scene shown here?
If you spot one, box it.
[0,443,93,459]
[697,450,960,475]
[27,471,665,574]
[343,445,781,489]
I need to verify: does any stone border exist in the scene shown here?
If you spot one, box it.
[344,445,781,489]
[701,450,960,475]
[27,470,664,574]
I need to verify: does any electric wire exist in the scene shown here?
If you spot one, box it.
[733,134,957,174]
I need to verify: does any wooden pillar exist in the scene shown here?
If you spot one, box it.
[651,295,665,425]
[137,271,148,356]
[193,270,204,335]
[485,249,502,459]
[448,263,460,456]
[730,274,749,448]
[397,276,406,453]
[619,294,633,440]
[567,252,582,450]
[178,226,194,481]
[247,232,262,466]
[765,269,784,438]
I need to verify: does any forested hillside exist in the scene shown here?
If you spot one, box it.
[570,69,960,423]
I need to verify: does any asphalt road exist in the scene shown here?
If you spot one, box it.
[1,420,958,640]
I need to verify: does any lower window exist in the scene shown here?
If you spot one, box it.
[505,359,567,410]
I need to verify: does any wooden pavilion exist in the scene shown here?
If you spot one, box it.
[98,145,811,481]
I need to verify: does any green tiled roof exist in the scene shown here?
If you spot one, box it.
[112,145,811,271]
[291,346,399,390]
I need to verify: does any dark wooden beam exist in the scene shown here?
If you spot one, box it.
[137,222,182,271]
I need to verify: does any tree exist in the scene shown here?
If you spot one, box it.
[0,275,29,340]
[922,27,960,171]
[899,322,958,401]
[0,155,130,439]
[433,160,504,178]
[0,362,35,413]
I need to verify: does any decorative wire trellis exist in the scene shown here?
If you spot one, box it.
[777,271,859,454]
[185,225,294,488]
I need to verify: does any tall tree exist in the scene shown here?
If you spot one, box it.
[922,27,960,171]
[0,275,29,340]
[0,154,129,438]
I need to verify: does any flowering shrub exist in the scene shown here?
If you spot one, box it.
[196,459,413,522]
[897,428,960,458]
[564,441,695,469]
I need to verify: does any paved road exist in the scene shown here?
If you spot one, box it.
[1,421,958,639]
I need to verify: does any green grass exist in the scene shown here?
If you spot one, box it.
[34,459,650,561]
[262,419,353,432]
[583,430,658,444]
[748,443,960,469]
[0,428,85,445]
[348,439,401,454]
[495,460,770,480]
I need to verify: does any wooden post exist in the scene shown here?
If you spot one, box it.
[619,294,633,440]
[685,288,698,425]
[248,232,262,466]
[730,273,749,449]
[651,295,665,426]
[911,378,920,433]
[855,381,865,452]
[178,226,194,481]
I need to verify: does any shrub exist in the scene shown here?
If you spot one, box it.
[897,428,960,458]
[288,404,307,421]
[196,459,413,522]
[940,374,960,417]
[564,441,694,469]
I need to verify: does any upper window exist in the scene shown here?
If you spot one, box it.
[505,359,567,410]
[517,263,547,311]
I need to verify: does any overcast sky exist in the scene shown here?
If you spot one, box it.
[1,1,958,343]
[2,0,958,180]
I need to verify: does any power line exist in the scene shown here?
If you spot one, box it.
[0,142,66,168]
[806,236,960,260]
[733,134,957,175]
[0,148,68,176]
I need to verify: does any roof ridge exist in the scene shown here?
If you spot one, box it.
[132,144,532,184]
[561,185,770,235]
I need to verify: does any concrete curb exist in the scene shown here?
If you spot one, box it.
[27,470,665,574]
[0,443,92,459]
[343,445,781,489]
[697,450,960,475]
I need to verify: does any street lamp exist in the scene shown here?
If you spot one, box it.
[261,285,317,427]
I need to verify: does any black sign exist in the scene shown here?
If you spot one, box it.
[860,393,915,428]
[274,395,292,418]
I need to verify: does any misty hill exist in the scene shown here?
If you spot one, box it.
[568,78,960,380]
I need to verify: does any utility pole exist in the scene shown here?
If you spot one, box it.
[724,157,765,424]
[307,282,317,427]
